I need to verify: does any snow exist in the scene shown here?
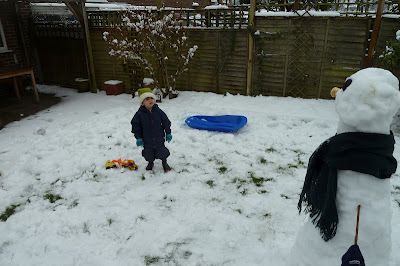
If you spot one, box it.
[255,10,341,17]
[104,80,123,85]
[143,78,154,86]
[335,68,400,134]
[75,78,88,82]
[383,14,400,19]
[204,4,229,10]
[1,84,400,265]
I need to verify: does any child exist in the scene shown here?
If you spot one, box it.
[131,88,172,172]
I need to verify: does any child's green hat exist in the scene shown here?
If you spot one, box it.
[138,88,156,104]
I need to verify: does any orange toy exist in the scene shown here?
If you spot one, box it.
[105,159,138,170]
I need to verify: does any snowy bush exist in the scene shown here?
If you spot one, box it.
[379,30,400,70]
[103,9,198,99]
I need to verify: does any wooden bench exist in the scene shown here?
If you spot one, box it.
[0,68,40,103]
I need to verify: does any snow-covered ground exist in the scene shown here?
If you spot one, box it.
[1,85,400,265]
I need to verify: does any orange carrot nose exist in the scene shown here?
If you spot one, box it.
[330,87,340,98]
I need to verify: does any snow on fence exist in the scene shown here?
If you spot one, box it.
[256,0,398,16]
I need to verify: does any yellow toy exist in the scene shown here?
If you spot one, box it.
[105,159,138,170]
[105,160,117,169]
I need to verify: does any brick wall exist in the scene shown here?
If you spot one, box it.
[0,0,33,73]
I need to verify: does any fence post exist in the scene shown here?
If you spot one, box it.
[365,0,385,67]
[294,0,301,11]
[81,0,97,93]
[246,0,256,96]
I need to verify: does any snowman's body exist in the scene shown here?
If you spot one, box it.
[290,68,400,266]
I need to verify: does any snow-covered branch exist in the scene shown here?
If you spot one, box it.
[104,9,198,99]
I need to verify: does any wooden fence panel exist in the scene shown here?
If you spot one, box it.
[90,29,137,93]
[217,30,248,95]
[86,16,397,99]
[174,29,248,95]
[175,30,219,93]
[253,18,290,96]
[318,17,371,98]
[253,16,372,99]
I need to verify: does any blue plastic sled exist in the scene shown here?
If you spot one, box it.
[185,115,247,132]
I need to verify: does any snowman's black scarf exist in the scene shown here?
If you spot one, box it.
[298,131,397,241]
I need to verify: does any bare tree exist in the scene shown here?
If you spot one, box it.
[103,9,198,99]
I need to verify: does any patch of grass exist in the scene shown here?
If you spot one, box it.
[183,250,192,259]
[263,212,271,218]
[258,190,267,194]
[108,218,113,226]
[83,222,90,234]
[259,157,268,164]
[232,178,247,189]
[288,164,298,169]
[138,215,146,221]
[239,188,248,196]
[0,204,20,222]
[218,166,228,174]
[235,209,242,214]
[297,160,305,167]
[162,195,175,202]
[280,194,290,199]
[277,165,290,173]
[178,169,189,173]
[394,186,400,191]
[68,199,79,209]
[141,174,146,180]
[50,178,61,185]
[293,150,306,168]
[266,147,277,153]
[211,197,222,203]
[293,149,305,155]
[43,193,62,203]
[206,180,215,188]
[209,157,224,165]
[144,255,161,265]
[248,172,273,187]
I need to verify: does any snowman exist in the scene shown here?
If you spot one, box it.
[290,68,400,266]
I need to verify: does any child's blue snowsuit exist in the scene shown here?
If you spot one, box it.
[131,104,171,162]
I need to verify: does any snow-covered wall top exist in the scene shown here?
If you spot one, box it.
[255,10,341,17]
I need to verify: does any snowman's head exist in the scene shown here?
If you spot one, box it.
[335,67,400,134]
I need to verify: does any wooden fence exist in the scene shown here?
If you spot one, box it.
[32,2,400,99]
[253,16,372,98]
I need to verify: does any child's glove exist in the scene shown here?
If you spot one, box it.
[166,134,172,143]
[136,138,143,147]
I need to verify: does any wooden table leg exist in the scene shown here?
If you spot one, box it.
[30,70,40,103]
[12,76,21,102]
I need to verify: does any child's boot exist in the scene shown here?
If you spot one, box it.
[146,161,154,171]
[162,159,171,172]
